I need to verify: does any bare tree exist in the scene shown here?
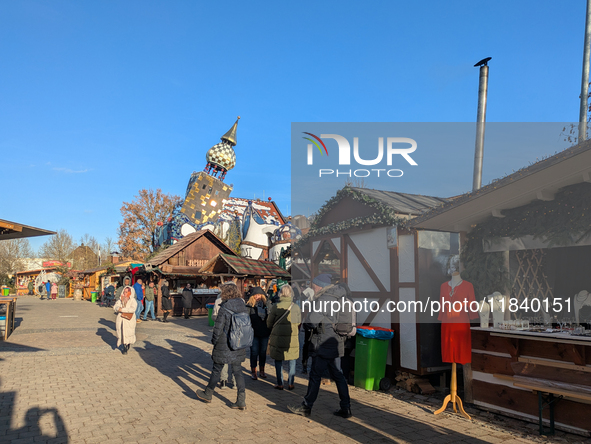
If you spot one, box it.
[101,236,116,263]
[0,239,34,284]
[39,229,75,263]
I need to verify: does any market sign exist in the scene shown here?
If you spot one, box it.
[42,261,72,268]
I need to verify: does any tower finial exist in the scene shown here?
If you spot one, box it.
[221,116,240,146]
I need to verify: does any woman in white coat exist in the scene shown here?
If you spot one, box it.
[113,286,138,354]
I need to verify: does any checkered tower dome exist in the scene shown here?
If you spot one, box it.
[206,142,236,171]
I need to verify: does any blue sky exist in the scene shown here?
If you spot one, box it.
[0,0,587,251]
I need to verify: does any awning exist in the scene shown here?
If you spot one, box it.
[0,219,55,240]
[200,254,291,278]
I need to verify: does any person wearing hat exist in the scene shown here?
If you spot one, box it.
[288,274,352,419]
[300,274,331,374]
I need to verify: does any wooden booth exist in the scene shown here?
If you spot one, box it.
[147,230,237,316]
[297,187,453,377]
[411,139,591,435]
[199,253,291,294]
[0,297,17,340]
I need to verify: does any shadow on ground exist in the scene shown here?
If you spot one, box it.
[0,378,69,443]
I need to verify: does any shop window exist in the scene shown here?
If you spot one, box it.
[194,211,202,219]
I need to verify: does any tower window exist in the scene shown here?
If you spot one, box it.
[208,187,212,194]
[202,184,206,190]
[194,211,202,219]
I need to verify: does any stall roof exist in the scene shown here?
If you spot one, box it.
[147,230,235,266]
[348,187,449,216]
[200,254,290,278]
[0,219,55,240]
[410,139,591,232]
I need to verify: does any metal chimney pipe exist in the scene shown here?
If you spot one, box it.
[472,57,491,191]
[579,0,591,142]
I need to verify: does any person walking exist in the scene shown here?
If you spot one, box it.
[182,284,193,319]
[300,276,326,374]
[246,286,271,381]
[133,278,144,322]
[27,280,34,296]
[196,283,248,410]
[50,282,58,300]
[113,286,138,355]
[288,277,352,418]
[212,290,234,389]
[143,282,157,321]
[268,285,301,390]
[45,281,51,300]
[160,280,172,323]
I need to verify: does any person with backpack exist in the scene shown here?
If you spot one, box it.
[267,285,301,390]
[288,276,353,419]
[196,283,252,410]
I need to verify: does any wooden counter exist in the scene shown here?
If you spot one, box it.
[0,297,17,340]
[471,327,591,435]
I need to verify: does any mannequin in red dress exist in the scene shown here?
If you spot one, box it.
[434,256,478,420]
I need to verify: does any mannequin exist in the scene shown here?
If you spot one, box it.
[478,299,490,328]
[434,255,478,420]
[574,290,591,325]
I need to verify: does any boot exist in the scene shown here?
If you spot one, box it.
[251,368,258,380]
[230,391,246,410]
[219,380,227,390]
[259,366,267,379]
[163,312,169,323]
[333,407,352,418]
[288,403,311,417]
[301,360,307,374]
[195,389,212,403]
[121,344,128,355]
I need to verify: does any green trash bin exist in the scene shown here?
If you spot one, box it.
[206,303,215,327]
[1,287,9,296]
[91,291,98,303]
[354,327,394,391]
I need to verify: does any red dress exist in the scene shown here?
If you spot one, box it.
[437,280,479,364]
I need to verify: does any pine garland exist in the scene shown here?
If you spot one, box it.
[461,182,591,299]
[296,186,409,248]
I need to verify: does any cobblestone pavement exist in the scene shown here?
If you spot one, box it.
[1,297,590,444]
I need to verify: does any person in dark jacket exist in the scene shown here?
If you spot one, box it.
[196,283,249,410]
[288,277,352,419]
[160,280,172,322]
[182,284,193,319]
[246,286,271,380]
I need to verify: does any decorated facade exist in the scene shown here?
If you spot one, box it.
[152,117,299,267]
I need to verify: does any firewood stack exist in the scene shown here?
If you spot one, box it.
[395,372,436,395]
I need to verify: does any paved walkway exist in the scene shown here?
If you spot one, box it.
[0,297,589,444]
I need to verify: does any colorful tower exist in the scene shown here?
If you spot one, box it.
[179,117,240,226]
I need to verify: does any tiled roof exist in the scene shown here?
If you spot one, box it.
[218,198,286,225]
[200,253,290,278]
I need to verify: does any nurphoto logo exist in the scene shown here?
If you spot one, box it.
[303,132,418,178]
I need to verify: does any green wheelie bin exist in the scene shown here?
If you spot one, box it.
[353,326,394,391]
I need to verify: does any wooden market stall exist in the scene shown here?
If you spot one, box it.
[297,187,452,377]
[147,230,237,316]
[14,267,60,296]
[411,139,591,434]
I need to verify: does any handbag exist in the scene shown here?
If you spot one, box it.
[120,312,133,321]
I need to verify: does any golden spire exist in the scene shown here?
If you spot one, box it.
[221,116,240,146]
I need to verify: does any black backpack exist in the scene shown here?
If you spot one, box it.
[223,307,254,350]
